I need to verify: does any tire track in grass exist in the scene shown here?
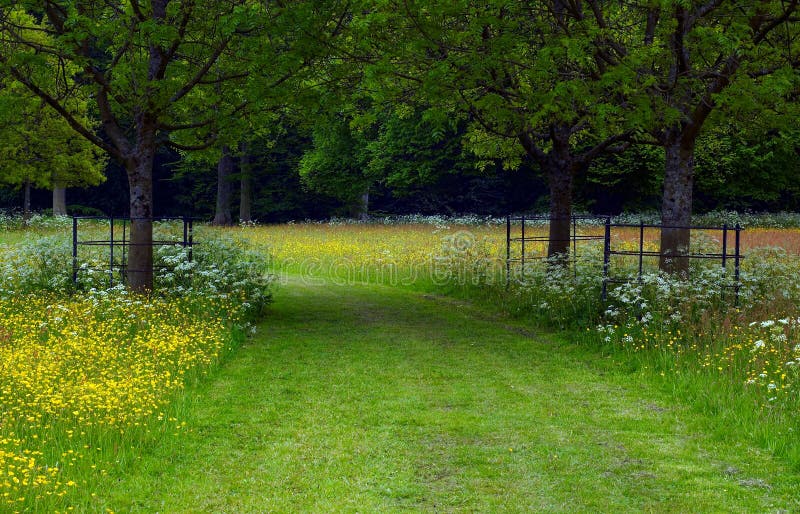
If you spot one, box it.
[99,278,800,513]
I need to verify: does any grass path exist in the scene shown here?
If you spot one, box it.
[102,279,799,512]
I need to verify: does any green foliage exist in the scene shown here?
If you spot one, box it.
[351,2,632,167]
[299,113,374,207]
[367,109,474,193]
[584,145,664,213]
[695,127,800,210]
[0,10,105,191]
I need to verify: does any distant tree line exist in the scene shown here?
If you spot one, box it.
[3,117,799,220]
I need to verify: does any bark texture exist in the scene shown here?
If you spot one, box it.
[125,143,155,293]
[659,133,694,276]
[239,144,252,223]
[544,153,574,261]
[52,186,67,216]
[358,188,370,221]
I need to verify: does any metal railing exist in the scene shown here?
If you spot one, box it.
[71,216,194,288]
[601,220,742,304]
[506,215,743,304]
[505,215,608,282]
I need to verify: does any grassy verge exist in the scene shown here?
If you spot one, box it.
[97,278,800,512]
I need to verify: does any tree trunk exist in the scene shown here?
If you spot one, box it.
[659,132,695,276]
[23,178,31,223]
[521,127,576,264]
[53,186,67,216]
[239,144,252,224]
[358,187,370,221]
[125,152,155,293]
[545,163,573,261]
[213,145,235,226]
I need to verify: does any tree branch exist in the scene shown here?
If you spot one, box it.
[518,131,547,162]
[577,132,631,167]
[644,7,659,45]
[685,54,739,143]
[586,0,607,29]
[164,137,218,152]
[753,0,799,44]
[161,0,196,75]
[130,0,148,21]
[687,0,725,29]
[170,37,231,103]
[1,60,119,159]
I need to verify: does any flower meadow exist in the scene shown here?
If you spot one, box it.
[0,222,271,512]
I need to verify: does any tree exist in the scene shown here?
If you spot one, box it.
[0,1,347,291]
[299,112,376,219]
[351,1,631,260]
[0,90,106,216]
[614,1,800,273]
[0,16,105,218]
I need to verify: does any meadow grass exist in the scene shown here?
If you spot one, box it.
[97,278,800,512]
[0,292,248,512]
[0,222,270,512]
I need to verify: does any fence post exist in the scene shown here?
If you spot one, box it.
[72,216,78,286]
[734,223,741,307]
[188,218,194,263]
[109,216,114,287]
[721,223,728,270]
[572,215,578,278]
[520,215,526,274]
[506,215,511,288]
[602,217,611,301]
[638,220,644,282]
[121,218,127,283]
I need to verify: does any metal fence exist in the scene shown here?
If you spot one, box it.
[601,220,742,303]
[505,215,607,281]
[71,216,194,288]
[506,215,743,303]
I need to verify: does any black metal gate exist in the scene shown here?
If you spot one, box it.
[506,215,743,303]
[71,216,194,288]
[600,220,742,303]
[505,215,607,281]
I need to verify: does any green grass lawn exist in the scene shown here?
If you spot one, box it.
[93,277,800,513]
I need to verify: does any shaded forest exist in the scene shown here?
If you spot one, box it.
[3,119,800,221]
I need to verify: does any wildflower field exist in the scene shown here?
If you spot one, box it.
[3,212,800,510]
[0,218,271,512]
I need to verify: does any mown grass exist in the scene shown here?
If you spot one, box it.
[98,279,800,512]
[234,222,800,470]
